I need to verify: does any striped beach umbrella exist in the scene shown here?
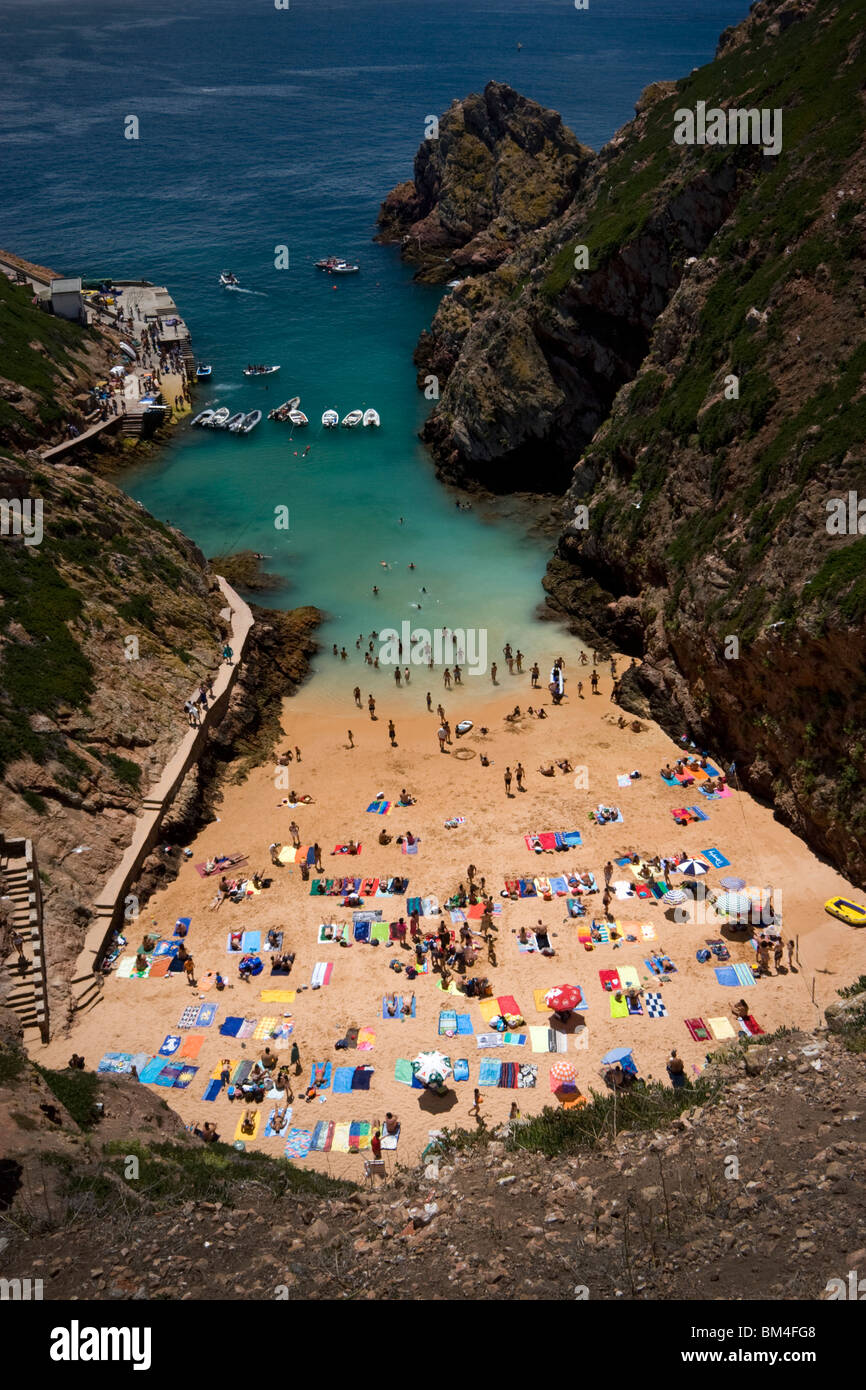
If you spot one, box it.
[550,1060,577,1087]
[715,891,752,919]
[662,888,688,905]
[678,859,708,876]
[721,876,746,891]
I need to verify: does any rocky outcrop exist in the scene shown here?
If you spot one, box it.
[390,0,866,883]
[377,81,592,285]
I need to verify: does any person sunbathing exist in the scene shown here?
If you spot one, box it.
[135,952,148,972]
[402,994,415,1016]
[303,1085,318,1102]
[313,1062,328,1085]
[267,928,280,949]
[557,758,573,773]
[346,839,358,854]
[385,994,399,1017]
[229,930,243,951]
[272,1105,289,1132]
[240,1109,257,1136]
[732,999,750,1020]
[391,876,406,894]
[538,764,555,777]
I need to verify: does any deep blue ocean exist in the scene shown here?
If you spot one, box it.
[0,0,749,704]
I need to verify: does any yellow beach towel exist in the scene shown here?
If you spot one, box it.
[619,966,641,990]
[610,995,629,1019]
[211,1058,237,1079]
[533,988,553,1015]
[478,997,499,1022]
[253,1016,279,1040]
[234,1112,261,1142]
[708,1016,736,1039]
[332,1122,351,1153]
[260,990,296,1003]
[277,846,296,864]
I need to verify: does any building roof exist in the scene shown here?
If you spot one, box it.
[50,277,83,295]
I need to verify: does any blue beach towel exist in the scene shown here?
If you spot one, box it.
[196,1002,217,1027]
[478,1059,502,1087]
[453,1058,470,1082]
[138,1057,165,1084]
[153,940,179,957]
[158,1034,182,1057]
[456,1013,474,1035]
[219,1016,244,1037]
[332,1067,354,1094]
[703,847,730,868]
[173,917,191,937]
[561,830,583,847]
[688,805,709,820]
[714,966,739,986]
[203,1079,223,1102]
[661,774,679,786]
[734,962,757,987]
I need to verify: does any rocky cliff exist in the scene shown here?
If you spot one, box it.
[0,281,319,1023]
[383,0,866,884]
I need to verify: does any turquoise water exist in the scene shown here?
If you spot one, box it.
[0,0,749,703]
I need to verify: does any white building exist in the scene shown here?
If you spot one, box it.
[50,277,83,321]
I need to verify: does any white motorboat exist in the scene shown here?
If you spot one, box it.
[330,261,360,274]
[219,271,240,287]
[208,407,231,428]
[362,408,380,427]
[268,396,300,421]
[191,408,215,427]
[119,341,138,361]
[243,364,280,377]
[288,409,308,427]
[226,412,246,433]
[240,410,262,434]
[341,409,363,428]
[322,409,339,428]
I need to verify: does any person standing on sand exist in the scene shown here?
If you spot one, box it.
[348,730,354,747]
[491,661,498,683]
[388,719,396,746]
[531,663,540,688]
[437,703,445,722]
[289,820,300,847]
[371,1126,382,1160]
[223,644,233,665]
[353,686,361,706]
[290,1041,301,1074]
[184,956,197,988]
[504,767,512,796]
[368,695,376,720]
[426,692,432,711]
[467,863,477,883]
[515,651,524,673]
[443,668,451,688]
[590,670,599,693]
[515,763,525,791]
[787,938,795,969]
[469,1089,485,1126]
[438,725,447,753]
[313,843,323,872]
[604,861,614,886]
[394,667,401,686]
[773,939,784,971]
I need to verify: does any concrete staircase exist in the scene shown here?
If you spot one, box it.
[0,835,49,1041]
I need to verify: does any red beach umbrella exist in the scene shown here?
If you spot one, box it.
[545,984,583,1013]
[550,1059,577,1087]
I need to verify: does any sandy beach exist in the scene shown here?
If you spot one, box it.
[37,646,866,1178]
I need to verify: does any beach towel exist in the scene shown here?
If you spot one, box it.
[97,1053,134,1075]
[610,994,629,1019]
[533,988,553,1014]
[137,1057,164,1084]
[497,994,521,1018]
[626,994,643,1015]
[202,1079,223,1102]
[236,1019,256,1039]
[394,1058,414,1085]
[640,924,656,940]
[453,1059,470,1083]
[455,1013,473,1035]
[251,1016,278,1041]
[366,799,392,815]
[478,1059,502,1086]
[671,807,698,823]
[733,961,758,988]
[439,1010,458,1036]
[351,1066,374,1090]
[703,848,730,868]
[661,774,679,786]
[158,1034,182,1057]
[517,932,539,953]
[421,897,439,917]
[259,990,296,1004]
[598,969,620,992]
[518,879,537,898]
[685,1018,710,1042]
[177,1005,200,1030]
[332,1067,354,1094]
[357,1027,376,1050]
[310,1120,334,1152]
[172,1066,198,1089]
[644,991,667,1018]
[155,1065,182,1087]
[634,882,653,899]
[708,1016,736,1040]
[382,994,415,1019]
[195,1002,217,1028]
[476,1033,505,1048]
[331,1123,351,1153]
[617,774,632,788]
[284,1127,312,1160]
[517,1064,538,1088]
[549,875,569,896]
[153,940,179,959]
[739,1015,764,1036]
[308,1061,332,1090]
[231,1061,253,1085]
[115,956,140,979]
[311,961,333,988]
[401,838,419,855]
[264,1107,292,1139]
[503,1032,527,1046]
[178,1034,204,1059]
[688,805,709,820]
[371,922,390,945]
[619,966,641,990]
[593,808,623,825]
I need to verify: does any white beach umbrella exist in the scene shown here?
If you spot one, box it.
[411,1051,453,1089]
[715,891,753,919]
[662,888,688,905]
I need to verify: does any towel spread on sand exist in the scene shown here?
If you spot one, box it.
[284,1128,312,1159]
[708,1016,736,1039]
[610,994,629,1019]
[644,992,667,1018]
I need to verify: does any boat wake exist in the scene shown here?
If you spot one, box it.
[225,285,268,296]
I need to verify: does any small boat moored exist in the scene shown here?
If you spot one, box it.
[362,408,380,427]
[288,409,308,427]
[196,364,213,379]
[208,407,231,429]
[191,408,215,427]
[330,261,360,274]
[341,409,363,428]
[243,364,280,377]
[267,396,300,421]
[226,412,246,433]
[240,410,262,434]
[321,409,339,428]
[119,341,138,361]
